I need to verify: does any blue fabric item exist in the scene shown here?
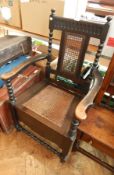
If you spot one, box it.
[0,55,28,87]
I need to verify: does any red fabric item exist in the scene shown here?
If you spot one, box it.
[107,37,114,47]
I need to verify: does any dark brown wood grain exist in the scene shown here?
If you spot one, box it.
[79,105,114,151]
[0,36,32,66]
[0,66,41,132]
[77,53,114,171]
[96,54,114,104]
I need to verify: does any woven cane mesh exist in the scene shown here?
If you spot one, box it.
[62,33,84,73]
[23,85,74,127]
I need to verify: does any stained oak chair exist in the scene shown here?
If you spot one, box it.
[76,54,114,172]
[0,10,111,161]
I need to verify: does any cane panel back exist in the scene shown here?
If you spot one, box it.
[57,32,88,81]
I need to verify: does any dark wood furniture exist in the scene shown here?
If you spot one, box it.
[0,36,31,66]
[0,10,111,161]
[0,35,41,132]
[76,54,114,172]
[0,65,41,133]
[96,54,114,106]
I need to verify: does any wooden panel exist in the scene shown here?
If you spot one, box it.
[78,132,114,158]
[0,36,31,66]
[0,66,40,132]
[79,106,114,151]
[23,85,74,127]
[51,16,109,40]
[0,101,13,132]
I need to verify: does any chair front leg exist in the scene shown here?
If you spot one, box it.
[61,119,79,161]
[6,79,20,129]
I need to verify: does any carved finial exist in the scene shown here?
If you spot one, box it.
[51,9,55,15]
[107,16,112,23]
[73,120,79,127]
[50,9,55,21]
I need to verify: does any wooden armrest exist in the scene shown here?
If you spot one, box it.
[75,69,102,120]
[0,54,47,80]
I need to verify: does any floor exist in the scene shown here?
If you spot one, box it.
[0,129,113,175]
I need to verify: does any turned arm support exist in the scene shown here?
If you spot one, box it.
[0,54,47,81]
[75,69,102,120]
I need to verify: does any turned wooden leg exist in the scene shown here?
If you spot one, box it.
[6,79,20,130]
[72,131,83,152]
[69,119,79,139]
[61,139,74,162]
[61,119,79,161]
